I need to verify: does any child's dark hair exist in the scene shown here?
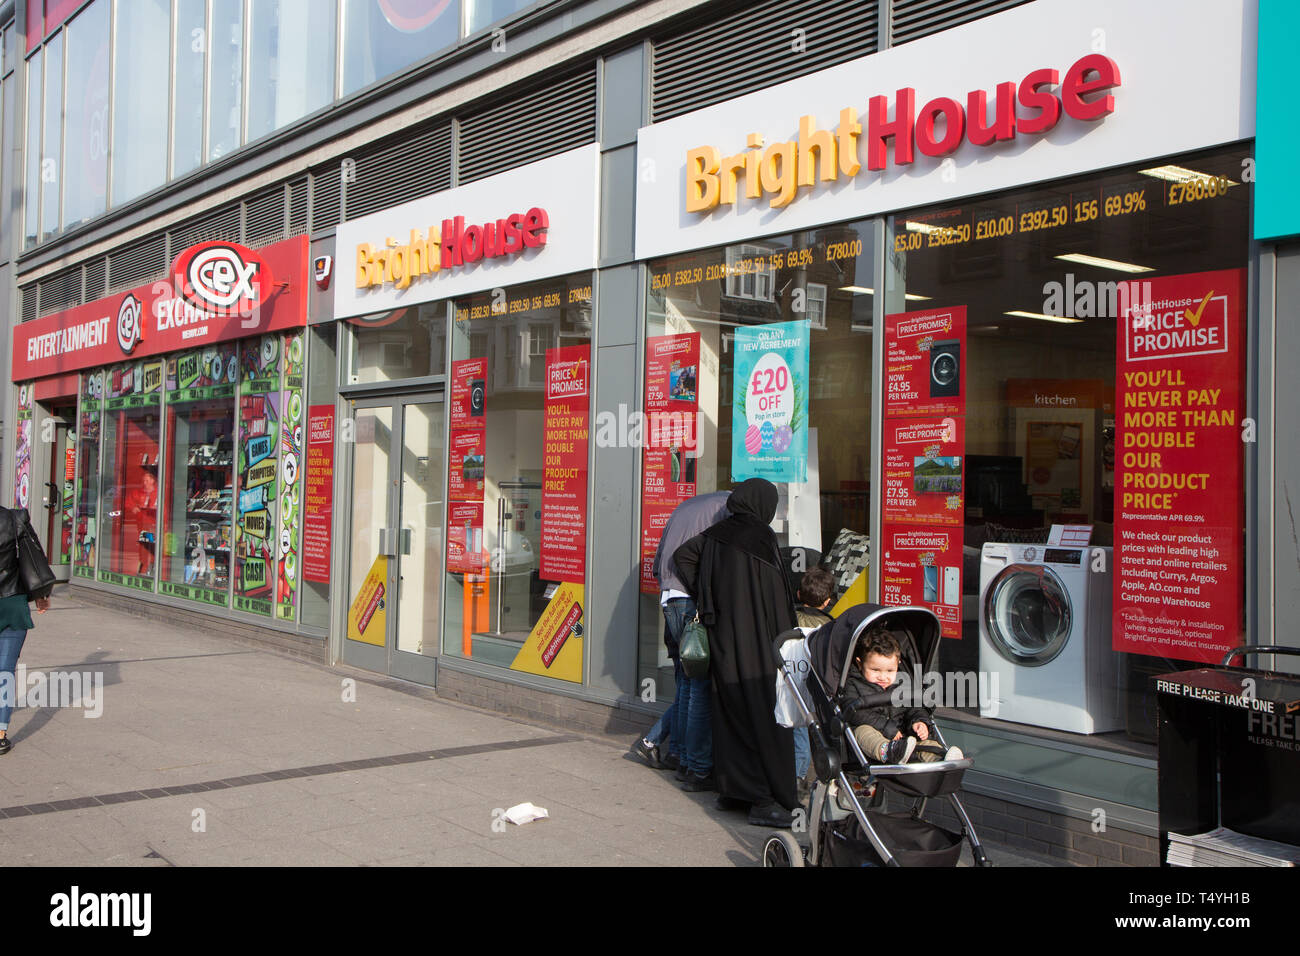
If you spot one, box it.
[853,625,901,670]
[798,568,835,609]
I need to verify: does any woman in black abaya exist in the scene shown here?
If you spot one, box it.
[673,478,798,827]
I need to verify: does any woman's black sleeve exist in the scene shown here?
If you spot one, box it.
[672,534,705,597]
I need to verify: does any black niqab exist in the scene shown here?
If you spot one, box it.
[675,477,798,810]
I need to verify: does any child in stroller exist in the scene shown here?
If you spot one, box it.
[844,625,964,766]
[765,603,991,867]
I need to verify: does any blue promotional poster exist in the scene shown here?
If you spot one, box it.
[732,319,810,482]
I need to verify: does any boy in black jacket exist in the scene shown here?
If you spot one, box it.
[843,626,962,764]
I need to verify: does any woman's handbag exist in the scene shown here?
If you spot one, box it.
[679,614,710,679]
[8,508,57,602]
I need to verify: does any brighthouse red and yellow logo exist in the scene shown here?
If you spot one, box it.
[355,208,549,292]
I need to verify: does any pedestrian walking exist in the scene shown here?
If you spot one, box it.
[633,490,730,788]
[0,507,57,755]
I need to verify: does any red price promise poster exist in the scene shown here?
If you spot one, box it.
[885,306,966,419]
[1113,268,1245,663]
[639,333,700,592]
[883,416,964,527]
[879,526,963,638]
[540,345,590,583]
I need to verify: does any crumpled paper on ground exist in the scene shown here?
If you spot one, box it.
[503,802,549,825]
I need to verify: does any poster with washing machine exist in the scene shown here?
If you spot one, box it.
[882,417,965,528]
[884,307,966,418]
[879,526,963,638]
[448,358,488,574]
[1113,267,1245,664]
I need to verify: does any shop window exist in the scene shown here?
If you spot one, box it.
[341,0,460,97]
[349,303,447,383]
[98,362,165,590]
[247,0,337,142]
[883,144,1250,747]
[172,0,205,178]
[208,0,243,162]
[465,0,535,35]
[73,371,103,579]
[111,0,169,204]
[158,347,238,607]
[443,273,593,680]
[62,0,108,229]
[23,47,41,248]
[638,222,876,702]
[234,334,285,616]
[39,31,60,241]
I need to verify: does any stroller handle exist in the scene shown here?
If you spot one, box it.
[1219,645,1300,668]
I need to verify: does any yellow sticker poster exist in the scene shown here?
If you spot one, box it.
[347,556,387,646]
[510,582,584,683]
[830,567,869,618]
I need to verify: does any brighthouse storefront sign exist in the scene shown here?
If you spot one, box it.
[634,0,1255,259]
[333,145,600,319]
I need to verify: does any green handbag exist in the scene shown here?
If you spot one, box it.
[679,614,710,679]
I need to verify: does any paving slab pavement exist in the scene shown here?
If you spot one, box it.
[0,588,1058,867]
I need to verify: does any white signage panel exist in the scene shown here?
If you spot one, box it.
[635,0,1256,259]
[334,144,600,318]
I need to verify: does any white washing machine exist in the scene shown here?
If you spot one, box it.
[978,543,1121,734]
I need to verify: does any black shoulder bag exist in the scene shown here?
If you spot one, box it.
[8,508,57,602]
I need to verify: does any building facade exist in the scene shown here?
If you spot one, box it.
[2,0,1295,865]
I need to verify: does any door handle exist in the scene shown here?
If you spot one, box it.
[399,528,412,555]
[44,482,58,510]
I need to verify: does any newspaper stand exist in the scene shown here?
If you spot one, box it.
[1156,647,1300,866]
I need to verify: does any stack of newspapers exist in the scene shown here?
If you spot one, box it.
[1167,827,1300,866]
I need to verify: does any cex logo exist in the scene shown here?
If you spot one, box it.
[171,242,273,315]
[116,294,143,354]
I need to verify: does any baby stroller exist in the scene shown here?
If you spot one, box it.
[763,603,992,867]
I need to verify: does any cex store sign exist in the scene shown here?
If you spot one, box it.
[635,0,1255,259]
[13,236,307,381]
[333,145,599,319]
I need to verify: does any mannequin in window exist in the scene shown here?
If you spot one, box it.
[126,468,158,575]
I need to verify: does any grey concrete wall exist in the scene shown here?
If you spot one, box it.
[586,42,646,699]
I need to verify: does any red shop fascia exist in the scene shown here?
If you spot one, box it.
[13,236,309,393]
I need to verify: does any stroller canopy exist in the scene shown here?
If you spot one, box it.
[807,604,944,693]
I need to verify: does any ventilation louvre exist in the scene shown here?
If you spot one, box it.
[890,0,1032,45]
[312,166,342,232]
[244,184,287,248]
[457,69,597,185]
[344,122,453,220]
[170,205,242,252]
[653,0,877,123]
[107,232,168,292]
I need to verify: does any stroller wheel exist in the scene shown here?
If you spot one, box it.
[761,831,805,868]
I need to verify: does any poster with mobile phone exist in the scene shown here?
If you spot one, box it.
[879,525,964,638]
